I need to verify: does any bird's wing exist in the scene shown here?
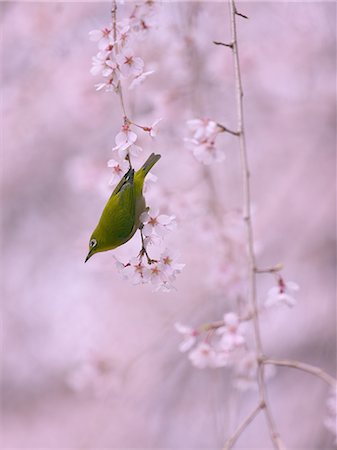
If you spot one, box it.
[99,169,136,244]
[111,168,133,196]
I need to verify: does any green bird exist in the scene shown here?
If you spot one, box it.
[85,153,161,262]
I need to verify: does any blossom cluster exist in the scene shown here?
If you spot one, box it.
[115,209,184,292]
[108,118,161,185]
[175,276,299,382]
[185,118,226,164]
[324,387,337,444]
[89,1,156,92]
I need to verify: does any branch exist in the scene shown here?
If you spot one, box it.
[263,358,337,388]
[227,1,285,449]
[112,0,128,119]
[223,402,263,450]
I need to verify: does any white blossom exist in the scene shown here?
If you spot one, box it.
[129,70,155,90]
[174,322,198,352]
[324,387,337,443]
[188,342,217,369]
[107,158,129,185]
[112,124,142,159]
[265,279,299,308]
[185,118,225,165]
[89,27,114,50]
[140,209,176,238]
[216,312,246,351]
[116,47,144,78]
[233,351,276,391]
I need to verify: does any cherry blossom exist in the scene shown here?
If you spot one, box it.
[233,351,276,391]
[95,78,117,92]
[107,158,129,185]
[188,342,217,369]
[143,262,169,290]
[324,387,337,443]
[116,20,131,47]
[145,118,163,138]
[114,257,148,286]
[216,312,246,351]
[129,3,157,38]
[140,209,176,238]
[174,323,198,352]
[89,26,114,50]
[116,47,144,78]
[112,124,142,159]
[265,277,299,308]
[129,70,155,90]
[159,248,185,280]
[185,118,226,165]
[187,118,220,142]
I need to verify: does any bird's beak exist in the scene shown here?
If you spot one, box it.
[85,250,93,263]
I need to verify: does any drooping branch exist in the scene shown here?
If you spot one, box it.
[226,1,285,448]
[263,358,336,388]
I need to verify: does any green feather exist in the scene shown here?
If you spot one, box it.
[85,153,161,262]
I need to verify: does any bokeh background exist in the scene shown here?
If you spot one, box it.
[1,1,336,449]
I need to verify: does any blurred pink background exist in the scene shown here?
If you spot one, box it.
[1,1,336,449]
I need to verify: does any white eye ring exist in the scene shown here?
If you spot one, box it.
[89,238,97,248]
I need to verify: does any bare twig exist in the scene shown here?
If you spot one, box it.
[263,358,337,388]
[223,402,263,450]
[217,122,241,136]
[213,40,234,48]
[227,1,285,449]
[254,263,283,274]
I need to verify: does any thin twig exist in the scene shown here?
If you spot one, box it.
[263,358,337,388]
[254,263,283,274]
[213,40,234,48]
[223,402,263,450]
[227,1,285,449]
[217,122,241,136]
[112,0,128,118]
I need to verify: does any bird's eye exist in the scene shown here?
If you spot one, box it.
[89,238,97,248]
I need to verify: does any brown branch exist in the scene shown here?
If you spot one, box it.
[263,358,337,388]
[223,402,263,450]
[227,1,285,449]
[213,40,234,49]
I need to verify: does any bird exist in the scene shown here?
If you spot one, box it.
[85,153,161,262]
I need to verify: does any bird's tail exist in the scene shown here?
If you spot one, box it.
[139,153,161,177]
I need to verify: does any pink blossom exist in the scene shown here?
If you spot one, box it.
[265,278,299,308]
[143,262,169,290]
[174,322,198,352]
[140,209,176,238]
[188,342,217,369]
[116,47,144,78]
[112,124,142,159]
[146,118,162,138]
[185,118,225,165]
[159,249,185,280]
[115,257,146,285]
[90,51,119,82]
[89,26,114,50]
[129,70,155,90]
[95,78,117,92]
[324,387,337,443]
[116,20,131,47]
[107,158,129,185]
[217,312,246,351]
[233,351,276,391]
[187,118,220,141]
[129,4,156,38]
